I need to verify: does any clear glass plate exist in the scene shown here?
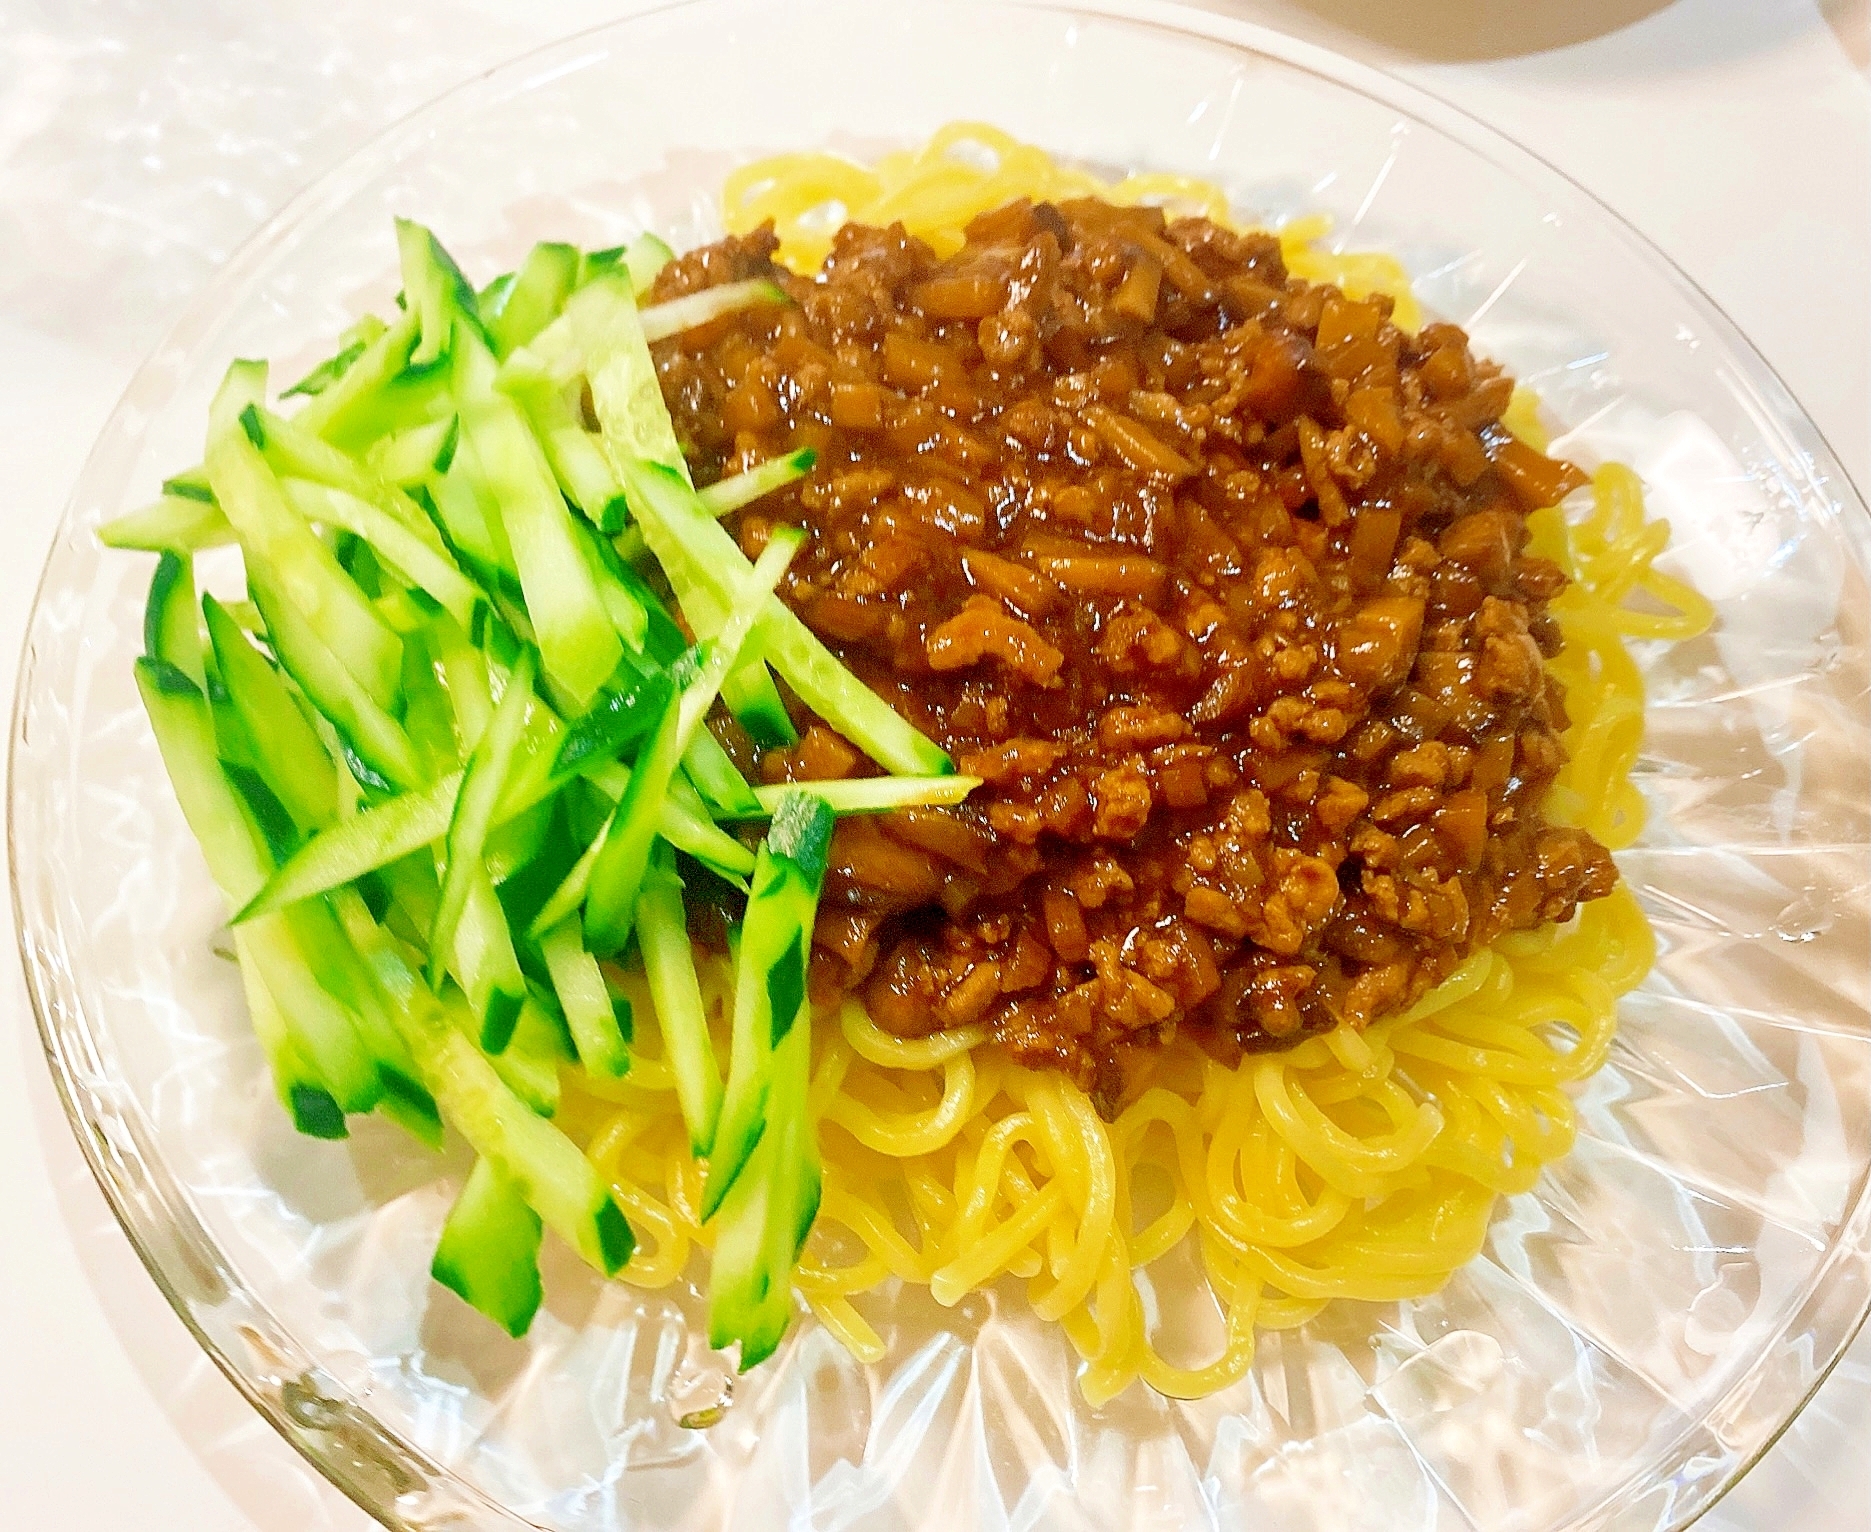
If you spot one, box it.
[12,1,1871,1528]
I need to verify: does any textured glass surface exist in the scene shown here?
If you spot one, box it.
[12,2,1871,1529]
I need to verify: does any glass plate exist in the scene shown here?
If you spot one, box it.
[13,1,1871,1528]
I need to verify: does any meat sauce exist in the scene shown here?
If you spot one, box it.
[648,198,1616,1099]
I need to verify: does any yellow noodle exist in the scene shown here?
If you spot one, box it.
[563,126,1712,1403]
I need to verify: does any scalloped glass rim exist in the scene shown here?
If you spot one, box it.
[12,1,1871,1529]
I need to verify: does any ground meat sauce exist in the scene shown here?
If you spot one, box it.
[648,198,1618,1099]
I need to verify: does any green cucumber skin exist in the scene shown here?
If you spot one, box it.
[101,494,236,554]
[540,917,629,1080]
[144,551,205,689]
[616,460,951,778]
[460,397,622,711]
[635,844,722,1156]
[334,890,633,1274]
[428,651,537,991]
[249,570,425,792]
[203,594,340,832]
[488,242,581,359]
[700,792,836,1224]
[432,1158,544,1338]
[206,369,406,710]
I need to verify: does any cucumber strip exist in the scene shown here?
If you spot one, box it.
[340,313,391,351]
[637,278,789,344]
[461,396,621,711]
[432,1157,544,1336]
[450,870,527,1052]
[681,729,762,819]
[237,772,459,922]
[431,611,496,746]
[707,1034,817,1369]
[718,664,798,752]
[204,595,341,830]
[292,306,421,444]
[658,782,761,885]
[745,774,982,818]
[570,274,688,475]
[705,1123,781,1358]
[619,460,950,776]
[100,493,237,554]
[225,763,298,864]
[282,314,388,400]
[526,811,612,939]
[218,599,266,633]
[582,528,802,955]
[208,658,265,774]
[365,416,458,487]
[237,945,347,1139]
[548,764,753,900]
[376,1071,448,1150]
[327,359,456,454]
[397,218,488,368]
[624,232,675,292]
[426,1005,618,1259]
[280,338,366,401]
[163,468,214,502]
[430,651,537,989]
[499,355,629,531]
[140,658,373,1118]
[144,551,205,689]
[283,895,437,1138]
[467,992,563,1117]
[335,894,632,1273]
[238,918,383,1114]
[478,271,517,319]
[255,404,452,546]
[573,235,672,295]
[135,657,271,903]
[700,447,818,519]
[612,448,819,563]
[484,794,557,886]
[570,518,651,652]
[660,773,757,881]
[701,790,835,1221]
[552,666,675,778]
[428,448,514,579]
[206,365,405,709]
[636,843,721,1154]
[488,241,581,359]
[237,741,732,923]
[250,568,424,792]
[574,279,796,742]
[400,626,465,776]
[281,477,480,629]
[539,917,629,1079]
[450,317,500,402]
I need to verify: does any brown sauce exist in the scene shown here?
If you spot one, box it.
[648,198,1616,1100]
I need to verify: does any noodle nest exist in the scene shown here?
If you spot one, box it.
[560,125,1716,1403]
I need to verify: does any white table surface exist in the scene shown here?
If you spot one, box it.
[1,1,1865,1527]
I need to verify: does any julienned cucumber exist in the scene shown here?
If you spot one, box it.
[704,791,836,1366]
[702,790,836,1221]
[429,651,537,989]
[616,460,952,778]
[432,1157,543,1337]
[571,274,800,749]
[115,219,980,1366]
[581,527,804,956]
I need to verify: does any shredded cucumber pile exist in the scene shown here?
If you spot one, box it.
[102,222,975,1365]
